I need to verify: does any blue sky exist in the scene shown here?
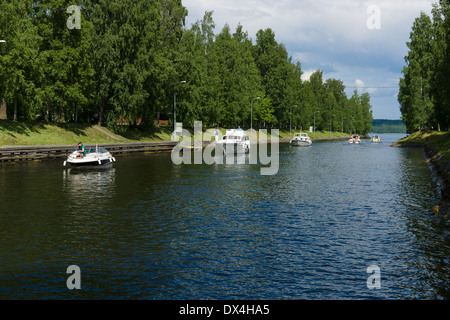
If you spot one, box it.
[182,0,435,120]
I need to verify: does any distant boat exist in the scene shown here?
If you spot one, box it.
[64,146,115,168]
[216,128,250,154]
[290,132,312,147]
[349,135,361,144]
[372,135,381,143]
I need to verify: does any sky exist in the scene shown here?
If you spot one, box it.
[182,0,436,120]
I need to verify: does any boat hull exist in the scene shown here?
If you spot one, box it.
[290,139,311,147]
[66,158,113,167]
[222,142,250,154]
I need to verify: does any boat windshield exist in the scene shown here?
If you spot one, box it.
[84,147,108,154]
[223,135,242,141]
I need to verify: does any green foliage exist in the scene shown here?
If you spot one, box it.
[0,1,374,133]
[0,0,42,120]
[399,1,450,132]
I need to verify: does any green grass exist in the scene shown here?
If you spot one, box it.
[0,120,173,146]
[0,120,352,146]
[394,130,450,159]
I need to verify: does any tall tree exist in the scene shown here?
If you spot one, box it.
[0,0,41,120]
[399,12,436,132]
[431,1,450,130]
[210,24,263,128]
[33,0,93,122]
[254,28,297,128]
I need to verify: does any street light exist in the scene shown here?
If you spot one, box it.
[330,114,335,136]
[314,111,320,134]
[250,96,260,132]
[290,105,297,135]
[174,80,186,134]
[1,41,6,121]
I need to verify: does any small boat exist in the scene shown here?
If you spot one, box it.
[64,145,116,168]
[216,128,250,154]
[349,135,361,144]
[372,135,381,143]
[290,132,312,147]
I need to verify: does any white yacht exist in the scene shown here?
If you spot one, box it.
[64,146,116,168]
[216,129,250,154]
[290,133,312,147]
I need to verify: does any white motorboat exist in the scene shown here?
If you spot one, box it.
[349,135,361,144]
[216,128,250,154]
[290,133,312,147]
[64,146,116,168]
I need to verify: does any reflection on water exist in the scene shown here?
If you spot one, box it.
[62,168,116,207]
[0,134,449,299]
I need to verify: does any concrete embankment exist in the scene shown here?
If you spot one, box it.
[0,141,177,163]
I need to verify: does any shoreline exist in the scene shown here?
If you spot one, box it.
[0,133,353,163]
[0,141,177,163]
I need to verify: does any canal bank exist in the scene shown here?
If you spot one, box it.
[393,131,450,215]
[0,141,177,163]
[0,119,352,162]
[0,135,350,163]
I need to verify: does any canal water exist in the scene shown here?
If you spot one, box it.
[0,134,449,299]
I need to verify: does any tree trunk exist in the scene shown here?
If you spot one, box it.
[14,99,17,121]
[0,97,7,120]
[98,104,103,126]
[59,101,64,122]
[45,101,49,121]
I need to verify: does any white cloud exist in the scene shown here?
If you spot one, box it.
[355,79,365,88]
[182,0,435,119]
[301,70,316,82]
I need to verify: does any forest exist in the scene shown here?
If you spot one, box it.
[399,0,450,133]
[371,119,407,134]
[0,0,373,134]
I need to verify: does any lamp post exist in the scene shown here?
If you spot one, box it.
[174,80,186,134]
[290,105,297,135]
[250,96,260,132]
[0,41,6,121]
[330,114,335,136]
[314,111,320,134]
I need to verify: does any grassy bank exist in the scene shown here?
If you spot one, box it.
[0,120,351,146]
[393,130,450,159]
[0,120,174,146]
[394,131,450,213]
